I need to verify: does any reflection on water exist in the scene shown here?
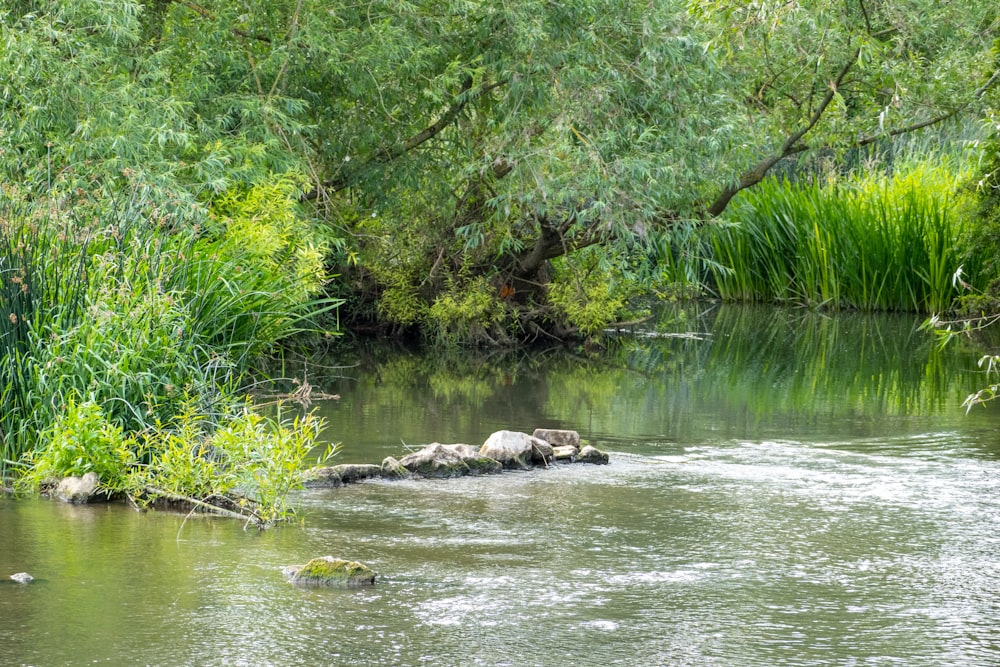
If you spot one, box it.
[3,305,1000,666]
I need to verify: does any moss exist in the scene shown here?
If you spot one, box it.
[289,556,377,587]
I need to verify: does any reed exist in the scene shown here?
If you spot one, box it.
[705,164,976,313]
[0,185,339,499]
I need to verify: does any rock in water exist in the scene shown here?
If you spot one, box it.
[576,445,610,465]
[551,445,580,462]
[9,572,33,584]
[480,430,550,469]
[300,466,344,488]
[283,556,376,587]
[399,443,502,478]
[54,472,100,504]
[380,456,411,480]
[332,464,382,484]
[532,428,581,449]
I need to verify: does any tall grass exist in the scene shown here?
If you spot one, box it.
[0,183,340,506]
[704,165,978,312]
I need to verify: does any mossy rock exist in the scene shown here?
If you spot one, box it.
[284,556,377,587]
[300,467,344,488]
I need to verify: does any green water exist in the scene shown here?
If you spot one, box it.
[3,305,1000,666]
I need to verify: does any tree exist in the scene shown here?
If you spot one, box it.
[2,0,998,343]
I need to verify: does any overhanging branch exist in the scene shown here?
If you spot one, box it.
[706,49,860,217]
[302,78,508,202]
[705,57,1000,219]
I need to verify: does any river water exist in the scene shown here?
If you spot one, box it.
[2,305,1000,666]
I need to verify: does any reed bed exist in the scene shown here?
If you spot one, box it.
[704,165,977,313]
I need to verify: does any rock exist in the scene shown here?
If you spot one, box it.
[301,466,344,488]
[380,456,411,480]
[284,556,376,587]
[54,472,100,504]
[552,445,579,462]
[531,439,554,466]
[576,445,610,465]
[9,572,33,584]
[399,444,502,478]
[532,428,581,449]
[333,464,382,484]
[480,430,550,470]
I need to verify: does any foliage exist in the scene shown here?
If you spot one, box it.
[427,275,514,346]
[702,164,979,312]
[1,1,995,343]
[548,249,632,337]
[132,402,326,526]
[0,185,334,522]
[17,399,136,493]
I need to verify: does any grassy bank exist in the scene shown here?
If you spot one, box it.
[0,181,338,526]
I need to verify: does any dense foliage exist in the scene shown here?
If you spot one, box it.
[0,1,998,505]
[2,0,997,342]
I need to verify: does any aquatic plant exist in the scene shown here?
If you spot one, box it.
[704,164,979,312]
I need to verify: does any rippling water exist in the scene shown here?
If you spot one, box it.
[2,306,1000,666]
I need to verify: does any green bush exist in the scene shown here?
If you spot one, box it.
[0,182,337,524]
[17,399,136,493]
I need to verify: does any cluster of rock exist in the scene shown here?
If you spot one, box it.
[302,428,609,488]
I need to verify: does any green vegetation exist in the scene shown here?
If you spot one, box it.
[2,1,997,344]
[0,1,998,504]
[0,185,335,525]
[698,164,981,312]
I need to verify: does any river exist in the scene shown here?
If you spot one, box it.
[2,305,999,666]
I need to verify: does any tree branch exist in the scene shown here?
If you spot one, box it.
[707,49,859,217]
[302,78,507,202]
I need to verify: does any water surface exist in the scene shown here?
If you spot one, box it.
[3,305,999,666]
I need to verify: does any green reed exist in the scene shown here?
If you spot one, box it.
[0,185,338,486]
[705,164,976,313]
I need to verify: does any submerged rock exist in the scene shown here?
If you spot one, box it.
[480,430,550,470]
[532,428,581,449]
[9,572,33,584]
[283,556,377,587]
[54,472,101,504]
[576,445,610,465]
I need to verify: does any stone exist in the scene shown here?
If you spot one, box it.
[380,456,410,480]
[333,464,382,484]
[552,445,579,462]
[531,439,554,466]
[576,445,610,465]
[532,428,581,449]
[54,472,100,504]
[480,430,549,470]
[399,443,501,478]
[283,556,377,587]
[9,572,33,584]
[301,466,344,488]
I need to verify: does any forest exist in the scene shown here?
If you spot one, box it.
[1,0,998,521]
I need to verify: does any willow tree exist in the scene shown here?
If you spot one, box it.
[2,0,998,342]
